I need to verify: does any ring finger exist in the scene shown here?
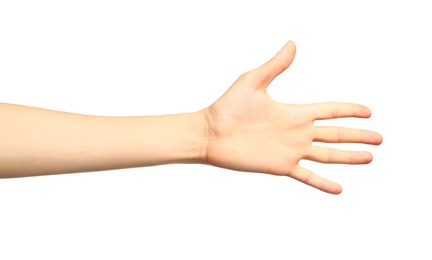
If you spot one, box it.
[314,126,382,144]
[305,146,373,164]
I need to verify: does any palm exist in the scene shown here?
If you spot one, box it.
[203,41,382,194]
[206,84,311,174]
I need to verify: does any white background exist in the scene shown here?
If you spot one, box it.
[0,1,431,259]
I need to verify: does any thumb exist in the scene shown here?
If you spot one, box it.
[250,40,296,89]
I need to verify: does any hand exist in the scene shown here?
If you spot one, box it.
[201,41,383,194]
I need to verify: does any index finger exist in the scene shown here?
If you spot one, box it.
[308,102,372,120]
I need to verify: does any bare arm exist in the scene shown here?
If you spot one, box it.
[0,40,382,194]
[0,103,207,177]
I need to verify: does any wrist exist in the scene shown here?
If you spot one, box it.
[141,110,209,165]
[190,109,210,165]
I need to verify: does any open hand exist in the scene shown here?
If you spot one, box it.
[202,41,383,194]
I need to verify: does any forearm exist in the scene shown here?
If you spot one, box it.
[0,103,208,178]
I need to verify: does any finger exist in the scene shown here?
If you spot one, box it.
[308,102,371,120]
[248,40,296,89]
[289,165,342,194]
[314,126,383,145]
[305,146,373,164]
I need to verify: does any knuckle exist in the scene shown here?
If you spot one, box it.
[272,57,288,71]
[238,70,255,84]
[330,103,339,118]
[337,127,344,142]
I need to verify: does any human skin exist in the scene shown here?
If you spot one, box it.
[0,41,382,194]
